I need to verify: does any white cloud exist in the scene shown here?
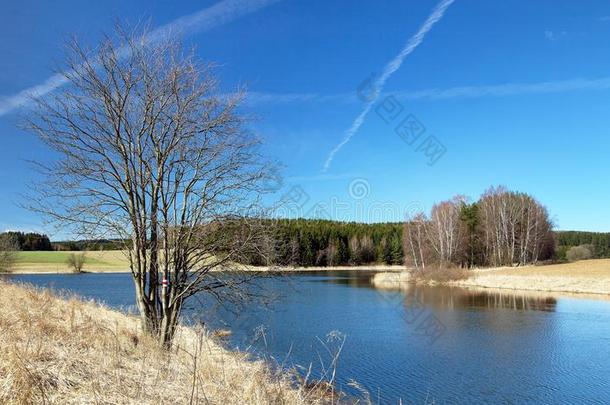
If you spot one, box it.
[395,77,610,100]
[0,0,282,117]
[544,29,567,41]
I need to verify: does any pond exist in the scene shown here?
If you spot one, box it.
[5,271,610,403]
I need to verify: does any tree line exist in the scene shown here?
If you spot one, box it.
[554,231,610,261]
[243,219,404,267]
[0,232,52,251]
[53,239,127,251]
[404,186,556,271]
[5,222,610,269]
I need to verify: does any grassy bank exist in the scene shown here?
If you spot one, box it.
[0,281,337,404]
[372,259,610,296]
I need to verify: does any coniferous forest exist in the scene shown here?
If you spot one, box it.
[246,219,404,266]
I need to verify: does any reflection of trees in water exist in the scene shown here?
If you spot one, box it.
[317,271,381,288]
[323,273,558,311]
[405,286,557,312]
[327,273,558,312]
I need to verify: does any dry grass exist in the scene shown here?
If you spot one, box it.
[371,266,469,290]
[0,281,346,404]
[372,260,610,297]
[370,272,411,290]
[411,266,470,283]
[474,259,610,278]
[451,259,610,295]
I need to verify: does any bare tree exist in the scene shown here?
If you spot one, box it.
[426,196,466,267]
[348,235,361,265]
[66,252,87,273]
[403,196,466,273]
[0,234,19,273]
[327,238,338,266]
[403,212,430,272]
[359,235,375,264]
[26,26,275,346]
[403,188,553,272]
[479,186,553,267]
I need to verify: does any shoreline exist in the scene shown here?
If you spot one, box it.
[372,272,610,299]
[3,264,405,275]
[11,256,610,298]
[371,259,610,299]
[447,281,610,301]
[1,267,132,275]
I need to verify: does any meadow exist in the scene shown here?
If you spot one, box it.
[11,250,129,273]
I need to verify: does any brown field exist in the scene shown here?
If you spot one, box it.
[0,281,341,404]
[472,259,610,278]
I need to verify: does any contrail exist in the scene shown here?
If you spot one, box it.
[246,76,610,105]
[322,0,456,172]
[0,0,281,117]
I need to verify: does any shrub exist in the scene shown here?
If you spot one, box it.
[566,245,593,262]
[412,264,470,282]
[66,252,87,273]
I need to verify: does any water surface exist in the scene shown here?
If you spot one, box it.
[5,271,610,403]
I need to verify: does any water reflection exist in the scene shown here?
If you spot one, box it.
[313,270,378,288]
[405,285,557,312]
[319,271,558,312]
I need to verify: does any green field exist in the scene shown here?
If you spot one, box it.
[15,251,104,265]
[11,250,129,272]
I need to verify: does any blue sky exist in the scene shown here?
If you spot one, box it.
[2,0,610,238]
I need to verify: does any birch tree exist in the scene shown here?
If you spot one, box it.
[426,196,466,266]
[403,212,430,272]
[479,187,553,266]
[404,187,554,270]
